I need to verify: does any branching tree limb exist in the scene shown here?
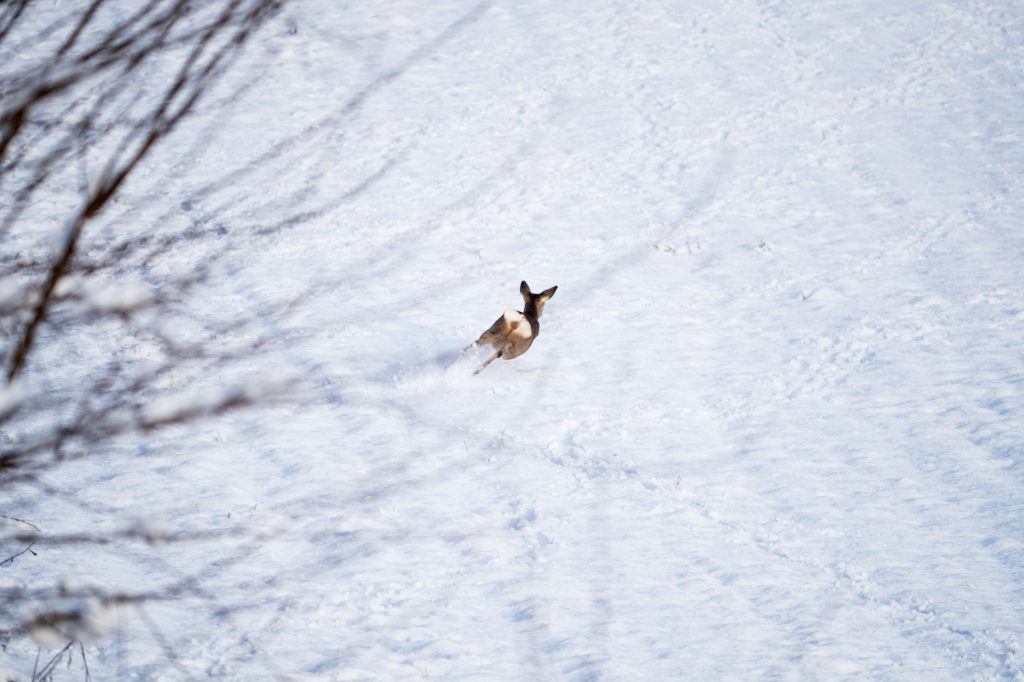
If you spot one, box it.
[0,0,495,677]
[1,0,294,677]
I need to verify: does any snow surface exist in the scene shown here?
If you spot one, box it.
[4,0,1024,679]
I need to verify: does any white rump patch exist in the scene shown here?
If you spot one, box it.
[503,309,525,325]
[504,309,532,340]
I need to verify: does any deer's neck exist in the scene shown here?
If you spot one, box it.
[523,305,541,336]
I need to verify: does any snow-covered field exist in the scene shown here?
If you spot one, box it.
[3,0,1024,679]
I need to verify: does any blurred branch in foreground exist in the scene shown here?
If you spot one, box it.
[0,0,294,677]
[0,0,496,677]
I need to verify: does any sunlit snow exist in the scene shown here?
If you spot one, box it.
[3,0,1024,679]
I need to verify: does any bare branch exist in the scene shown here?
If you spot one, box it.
[0,1,498,676]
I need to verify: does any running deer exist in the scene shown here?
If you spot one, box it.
[471,281,557,374]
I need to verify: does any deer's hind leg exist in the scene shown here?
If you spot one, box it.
[473,316,501,347]
[474,310,520,349]
[474,350,502,375]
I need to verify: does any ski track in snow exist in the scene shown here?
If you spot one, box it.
[3,0,1024,679]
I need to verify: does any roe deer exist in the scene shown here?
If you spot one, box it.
[471,281,557,374]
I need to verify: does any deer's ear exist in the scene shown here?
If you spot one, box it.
[520,281,531,299]
[537,286,557,303]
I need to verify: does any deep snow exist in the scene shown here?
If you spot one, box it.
[3,0,1024,679]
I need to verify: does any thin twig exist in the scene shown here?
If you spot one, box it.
[80,639,92,681]
[33,639,75,681]
[0,540,36,567]
[0,513,40,531]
